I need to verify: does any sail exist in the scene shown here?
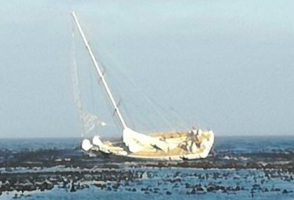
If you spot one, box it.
[71,27,106,136]
[81,111,106,134]
[123,128,180,153]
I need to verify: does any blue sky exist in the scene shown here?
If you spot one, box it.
[0,0,293,138]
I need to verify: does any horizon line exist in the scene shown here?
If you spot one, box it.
[0,134,293,140]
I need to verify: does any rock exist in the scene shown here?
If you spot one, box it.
[112,183,120,189]
[207,186,215,192]
[190,188,196,194]
[70,182,76,192]
[282,189,288,194]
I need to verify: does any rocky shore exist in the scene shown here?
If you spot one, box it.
[1,147,294,170]
[1,148,294,198]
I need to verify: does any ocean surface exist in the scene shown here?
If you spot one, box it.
[1,136,294,200]
[1,136,294,153]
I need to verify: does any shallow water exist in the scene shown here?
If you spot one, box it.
[1,168,294,200]
[0,136,294,200]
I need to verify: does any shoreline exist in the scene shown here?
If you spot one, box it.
[1,148,294,197]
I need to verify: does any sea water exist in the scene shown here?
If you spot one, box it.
[0,136,294,200]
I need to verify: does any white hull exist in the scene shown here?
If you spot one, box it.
[82,129,214,161]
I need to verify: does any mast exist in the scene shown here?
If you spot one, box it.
[71,11,127,130]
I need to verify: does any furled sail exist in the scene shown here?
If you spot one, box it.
[123,128,180,153]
